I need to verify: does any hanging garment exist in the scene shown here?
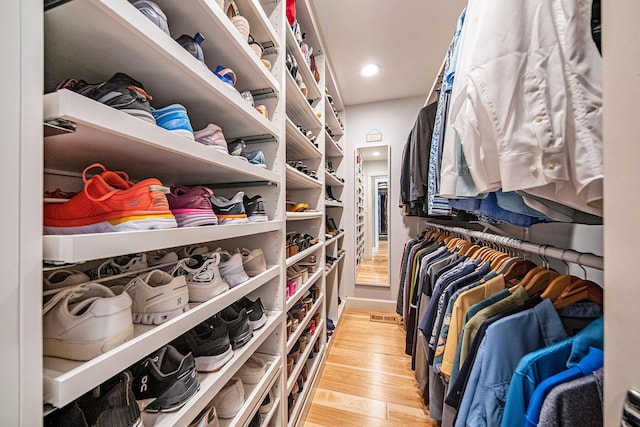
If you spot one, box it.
[537,368,604,427]
[501,316,603,427]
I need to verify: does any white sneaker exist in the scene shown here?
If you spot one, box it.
[43,268,90,291]
[43,283,134,361]
[147,249,179,267]
[212,378,245,419]
[177,244,211,259]
[233,355,266,384]
[214,249,249,287]
[171,253,229,302]
[88,253,149,287]
[239,248,267,276]
[124,270,189,325]
[189,402,221,427]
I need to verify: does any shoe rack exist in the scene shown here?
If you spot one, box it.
[283,0,327,424]
[355,154,366,272]
[42,0,287,426]
[323,61,347,339]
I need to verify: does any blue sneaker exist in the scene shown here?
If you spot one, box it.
[152,104,194,140]
[133,0,170,36]
[176,33,205,63]
[246,149,267,168]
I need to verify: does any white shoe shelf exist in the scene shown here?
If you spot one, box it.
[285,164,322,190]
[44,221,284,265]
[324,103,344,139]
[287,340,326,427]
[286,293,325,354]
[43,266,280,408]
[284,22,322,104]
[43,90,279,186]
[142,313,283,427]
[324,130,344,158]
[218,360,282,427]
[285,72,322,132]
[324,199,343,208]
[325,231,345,246]
[285,242,323,268]
[286,118,322,161]
[324,171,344,187]
[287,318,324,395]
[286,211,323,221]
[286,268,324,312]
[44,0,278,137]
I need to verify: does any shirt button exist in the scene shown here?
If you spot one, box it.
[546,162,556,170]
[530,166,538,174]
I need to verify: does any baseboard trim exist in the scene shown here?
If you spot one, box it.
[345,297,397,313]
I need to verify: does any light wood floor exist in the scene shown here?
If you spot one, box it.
[356,241,389,285]
[303,309,435,427]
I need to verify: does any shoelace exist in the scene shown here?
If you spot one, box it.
[42,283,105,316]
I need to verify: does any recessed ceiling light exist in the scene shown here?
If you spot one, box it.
[361,64,380,77]
[372,151,380,156]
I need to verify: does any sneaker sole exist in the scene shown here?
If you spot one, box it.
[132,305,189,325]
[217,216,250,225]
[172,210,219,227]
[195,346,234,372]
[43,325,134,361]
[249,313,267,330]
[120,108,156,125]
[44,216,177,235]
[188,281,229,303]
[247,215,268,223]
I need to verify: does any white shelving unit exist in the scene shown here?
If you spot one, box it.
[355,155,366,271]
[41,1,289,427]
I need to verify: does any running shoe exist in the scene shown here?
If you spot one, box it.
[171,316,234,373]
[212,378,245,419]
[170,253,229,302]
[133,0,170,36]
[44,371,142,427]
[230,296,267,330]
[152,104,195,140]
[194,124,228,153]
[189,402,221,427]
[176,32,205,62]
[217,308,253,349]
[227,139,249,160]
[87,253,149,281]
[243,195,268,223]
[177,244,211,259]
[245,149,267,168]
[210,192,249,224]
[238,248,267,276]
[214,249,250,287]
[148,249,179,267]
[43,163,177,235]
[167,186,219,227]
[43,283,134,361]
[43,268,90,291]
[132,345,200,413]
[124,270,189,325]
[55,73,154,124]
[233,355,266,384]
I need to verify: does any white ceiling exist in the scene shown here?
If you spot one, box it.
[358,145,388,162]
[310,0,466,106]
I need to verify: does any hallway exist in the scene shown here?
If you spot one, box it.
[303,309,435,426]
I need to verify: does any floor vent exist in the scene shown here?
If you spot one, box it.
[369,313,400,324]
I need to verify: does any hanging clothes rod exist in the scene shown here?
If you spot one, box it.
[423,222,604,271]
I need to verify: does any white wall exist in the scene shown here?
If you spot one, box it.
[344,96,426,305]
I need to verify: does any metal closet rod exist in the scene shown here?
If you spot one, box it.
[423,222,604,271]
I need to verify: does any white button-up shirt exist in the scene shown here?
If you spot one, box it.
[446,0,603,215]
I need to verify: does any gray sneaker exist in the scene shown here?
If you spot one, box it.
[239,248,267,276]
[210,192,249,225]
[214,249,249,287]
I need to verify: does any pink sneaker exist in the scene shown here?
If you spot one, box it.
[167,186,218,227]
[194,124,228,154]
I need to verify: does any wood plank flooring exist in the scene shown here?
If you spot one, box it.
[303,309,436,427]
[356,241,389,284]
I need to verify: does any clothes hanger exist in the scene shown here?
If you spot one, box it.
[502,259,538,282]
[553,280,603,309]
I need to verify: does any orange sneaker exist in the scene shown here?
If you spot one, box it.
[44,163,177,235]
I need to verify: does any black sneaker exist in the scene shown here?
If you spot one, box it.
[171,317,234,373]
[56,73,154,124]
[231,296,267,330]
[45,371,142,427]
[217,307,253,349]
[131,345,200,413]
[176,33,205,63]
[228,139,249,159]
[243,195,268,223]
